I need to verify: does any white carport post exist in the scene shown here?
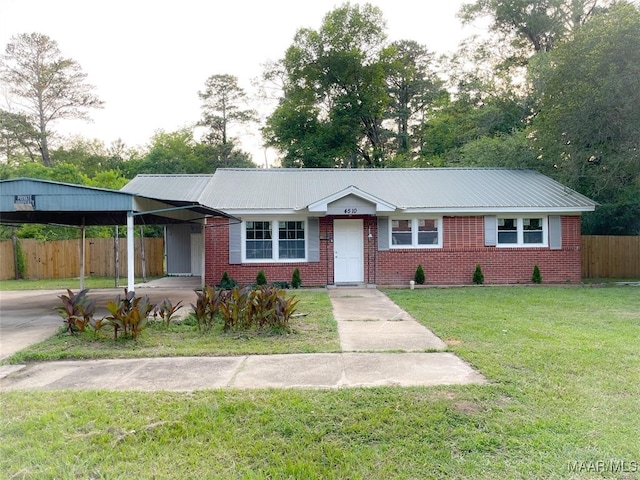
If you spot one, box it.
[127,211,135,292]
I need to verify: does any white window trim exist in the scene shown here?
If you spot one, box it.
[389,217,442,249]
[242,219,308,263]
[496,216,548,248]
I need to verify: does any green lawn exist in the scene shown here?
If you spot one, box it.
[0,276,158,291]
[1,286,639,479]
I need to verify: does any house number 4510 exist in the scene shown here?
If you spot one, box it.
[344,208,358,214]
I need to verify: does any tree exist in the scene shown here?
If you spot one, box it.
[0,109,40,162]
[459,0,609,54]
[0,33,103,166]
[198,74,257,166]
[382,40,443,159]
[531,2,640,234]
[264,3,390,167]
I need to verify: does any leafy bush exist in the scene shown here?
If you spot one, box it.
[104,288,155,340]
[473,264,484,285]
[414,264,425,285]
[272,281,291,289]
[218,272,237,290]
[213,285,298,333]
[532,265,542,284]
[56,288,96,334]
[191,285,224,332]
[152,298,184,326]
[291,268,302,289]
[256,270,267,286]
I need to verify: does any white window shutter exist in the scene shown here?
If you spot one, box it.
[308,218,320,262]
[229,221,242,264]
[549,216,562,250]
[378,217,389,251]
[484,215,497,246]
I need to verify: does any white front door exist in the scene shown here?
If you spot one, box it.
[190,233,203,276]
[334,219,363,284]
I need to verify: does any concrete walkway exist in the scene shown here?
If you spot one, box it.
[0,287,486,391]
[329,287,447,352]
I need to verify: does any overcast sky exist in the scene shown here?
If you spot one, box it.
[0,0,481,164]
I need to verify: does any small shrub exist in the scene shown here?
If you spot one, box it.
[414,264,425,285]
[532,265,542,284]
[104,288,155,340]
[291,268,302,289]
[153,298,184,326]
[272,281,290,289]
[473,264,484,285]
[191,285,224,332]
[56,288,96,334]
[219,286,252,331]
[256,270,267,286]
[218,272,237,290]
[217,286,297,333]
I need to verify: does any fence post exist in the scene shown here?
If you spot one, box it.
[11,229,20,280]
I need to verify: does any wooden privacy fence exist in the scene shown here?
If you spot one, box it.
[581,235,640,279]
[0,237,164,280]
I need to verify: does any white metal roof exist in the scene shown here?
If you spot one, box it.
[122,169,597,214]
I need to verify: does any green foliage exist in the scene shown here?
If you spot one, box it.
[256,270,267,286]
[55,289,96,335]
[152,298,184,327]
[218,272,237,290]
[291,268,302,289]
[473,264,485,285]
[414,264,425,285]
[104,289,155,340]
[0,32,103,166]
[264,3,394,167]
[15,238,25,279]
[531,265,542,284]
[530,3,640,234]
[198,74,257,167]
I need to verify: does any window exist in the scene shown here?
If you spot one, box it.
[497,217,546,246]
[244,220,306,261]
[418,219,438,245]
[523,218,543,244]
[245,221,272,259]
[498,218,518,244]
[391,218,441,248]
[391,220,412,246]
[278,221,305,259]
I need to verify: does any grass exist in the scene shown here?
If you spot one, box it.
[1,286,639,479]
[3,290,339,363]
[0,276,159,291]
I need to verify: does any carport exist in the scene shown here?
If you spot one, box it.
[0,178,232,291]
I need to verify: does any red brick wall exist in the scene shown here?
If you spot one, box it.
[205,216,334,287]
[205,215,583,286]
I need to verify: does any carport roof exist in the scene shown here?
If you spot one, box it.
[0,178,231,226]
